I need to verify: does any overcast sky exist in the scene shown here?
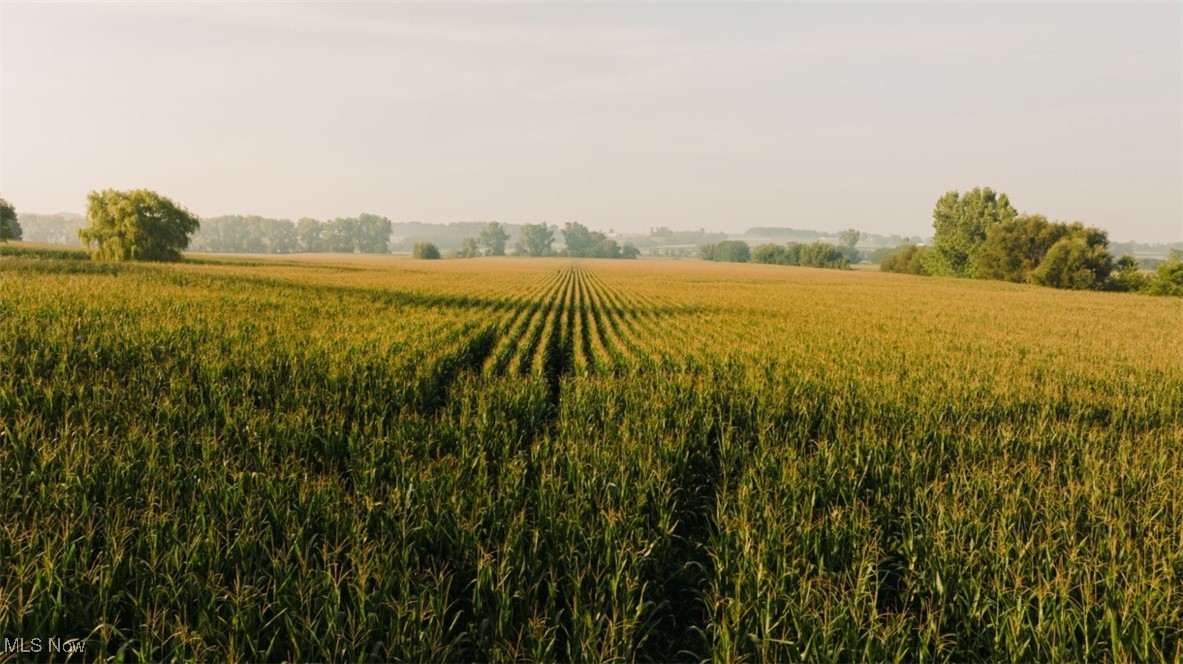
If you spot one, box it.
[2,2,1180,241]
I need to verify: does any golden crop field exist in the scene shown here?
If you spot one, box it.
[2,250,1182,662]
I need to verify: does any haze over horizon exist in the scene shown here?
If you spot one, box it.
[2,2,1180,243]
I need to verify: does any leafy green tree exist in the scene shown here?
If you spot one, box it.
[880,244,931,275]
[297,218,323,252]
[459,237,480,258]
[0,197,21,242]
[188,215,300,254]
[1028,234,1113,290]
[322,217,360,252]
[699,243,716,261]
[589,237,622,258]
[270,219,299,253]
[838,228,861,248]
[79,189,200,261]
[799,241,850,269]
[976,214,1071,282]
[752,243,788,264]
[1143,253,1183,296]
[711,240,751,263]
[622,244,640,259]
[515,223,554,257]
[782,242,803,266]
[412,242,440,259]
[478,222,509,256]
[923,187,1017,277]
[357,213,392,253]
[562,222,598,257]
[1108,255,1149,292]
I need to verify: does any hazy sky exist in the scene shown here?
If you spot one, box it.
[2,2,1180,241]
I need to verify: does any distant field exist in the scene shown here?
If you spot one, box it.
[2,250,1181,661]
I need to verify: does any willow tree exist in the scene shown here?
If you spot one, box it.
[79,189,200,261]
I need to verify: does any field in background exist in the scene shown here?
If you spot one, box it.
[2,251,1181,661]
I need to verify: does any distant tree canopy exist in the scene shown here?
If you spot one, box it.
[191,215,298,254]
[458,237,481,258]
[700,240,751,263]
[412,242,441,259]
[924,187,1017,277]
[838,228,861,248]
[478,222,510,256]
[190,214,392,254]
[562,222,624,258]
[751,243,788,265]
[515,223,555,257]
[320,214,392,253]
[719,240,851,270]
[0,197,20,242]
[800,242,852,269]
[79,189,200,262]
[12,213,86,245]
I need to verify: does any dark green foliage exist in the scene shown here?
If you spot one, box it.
[0,244,91,260]
[0,197,21,241]
[1107,255,1149,292]
[975,214,1073,282]
[924,187,1017,277]
[782,242,803,266]
[412,242,441,259]
[622,244,640,259]
[79,189,200,262]
[1028,233,1113,290]
[750,241,849,269]
[752,243,789,265]
[880,244,931,275]
[1143,254,1183,296]
[799,241,850,269]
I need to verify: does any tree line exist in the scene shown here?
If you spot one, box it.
[415,221,639,260]
[190,214,392,254]
[699,229,862,270]
[881,187,1182,296]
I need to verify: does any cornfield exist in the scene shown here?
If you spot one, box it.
[2,252,1181,661]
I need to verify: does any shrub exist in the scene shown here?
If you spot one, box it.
[880,245,931,275]
[412,242,441,259]
[1028,236,1112,290]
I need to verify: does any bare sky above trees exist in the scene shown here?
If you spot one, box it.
[2,2,1179,241]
